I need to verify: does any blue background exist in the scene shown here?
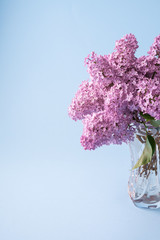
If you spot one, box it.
[0,1,160,239]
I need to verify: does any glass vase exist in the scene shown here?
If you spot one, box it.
[128,124,160,209]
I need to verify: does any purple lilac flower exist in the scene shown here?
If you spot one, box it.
[68,34,160,150]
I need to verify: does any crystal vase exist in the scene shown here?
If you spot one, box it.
[128,124,160,209]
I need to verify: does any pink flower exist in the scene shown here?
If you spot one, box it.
[68,34,160,150]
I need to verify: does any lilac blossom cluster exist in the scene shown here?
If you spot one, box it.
[68,34,160,150]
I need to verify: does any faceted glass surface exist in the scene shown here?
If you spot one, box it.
[128,124,160,209]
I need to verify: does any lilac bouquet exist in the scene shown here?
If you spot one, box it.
[68,34,160,169]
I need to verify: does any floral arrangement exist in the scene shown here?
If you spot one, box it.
[68,34,160,169]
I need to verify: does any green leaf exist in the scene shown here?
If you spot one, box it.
[147,135,156,156]
[140,112,155,121]
[150,120,160,127]
[132,135,152,170]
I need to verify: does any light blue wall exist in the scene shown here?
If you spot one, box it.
[0,1,160,239]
